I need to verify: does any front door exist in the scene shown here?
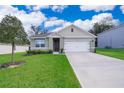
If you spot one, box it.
[53,38,60,52]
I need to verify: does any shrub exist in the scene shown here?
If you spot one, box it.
[48,50,53,54]
[26,50,32,55]
[37,50,41,54]
[60,48,64,53]
[31,50,36,54]
[26,50,53,55]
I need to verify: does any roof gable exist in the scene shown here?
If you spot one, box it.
[57,24,96,38]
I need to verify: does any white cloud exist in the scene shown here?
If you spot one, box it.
[74,13,119,31]
[80,5,115,12]
[0,5,47,35]
[49,13,119,32]
[92,13,119,25]
[51,5,68,12]
[52,22,72,32]
[17,11,46,32]
[25,5,67,12]
[45,16,71,28]
[74,19,93,31]
[45,17,66,28]
[25,5,50,11]
[33,5,50,11]
[120,5,124,14]
[46,17,71,32]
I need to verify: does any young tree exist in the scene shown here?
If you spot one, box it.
[31,25,48,35]
[0,15,28,62]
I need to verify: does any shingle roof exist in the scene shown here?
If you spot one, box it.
[31,32,52,37]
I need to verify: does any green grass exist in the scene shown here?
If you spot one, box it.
[96,48,124,60]
[0,53,80,88]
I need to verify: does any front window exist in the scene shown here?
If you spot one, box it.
[35,39,45,47]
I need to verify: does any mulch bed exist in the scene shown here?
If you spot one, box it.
[0,61,25,69]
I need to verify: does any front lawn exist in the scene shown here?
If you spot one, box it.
[96,48,124,60]
[0,53,80,88]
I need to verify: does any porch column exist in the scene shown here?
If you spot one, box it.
[49,37,53,50]
[60,37,64,50]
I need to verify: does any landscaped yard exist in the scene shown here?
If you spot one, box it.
[96,48,124,60]
[0,53,80,88]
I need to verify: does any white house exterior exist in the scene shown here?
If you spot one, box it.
[30,24,96,52]
[98,24,124,48]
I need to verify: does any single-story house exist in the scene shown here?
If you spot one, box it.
[98,24,124,48]
[30,24,96,52]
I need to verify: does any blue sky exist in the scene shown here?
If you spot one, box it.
[0,5,124,34]
[13,5,124,22]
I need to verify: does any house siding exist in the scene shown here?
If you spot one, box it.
[98,26,124,48]
[58,25,94,37]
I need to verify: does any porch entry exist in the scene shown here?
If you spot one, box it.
[53,38,60,52]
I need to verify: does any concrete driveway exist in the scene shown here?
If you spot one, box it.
[66,52,124,88]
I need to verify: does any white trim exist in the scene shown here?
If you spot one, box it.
[47,32,62,37]
[31,47,48,50]
[64,36,95,38]
[31,37,46,39]
[47,35,61,38]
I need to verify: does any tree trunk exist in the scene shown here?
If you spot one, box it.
[11,41,15,63]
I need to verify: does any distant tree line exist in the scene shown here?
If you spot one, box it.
[89,23,113,35]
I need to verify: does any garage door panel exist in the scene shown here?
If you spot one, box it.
[64,38,91,42]
[64,41,90,52]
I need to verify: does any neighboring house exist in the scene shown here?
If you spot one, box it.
[98,24,124,48]
[30,24,96,52]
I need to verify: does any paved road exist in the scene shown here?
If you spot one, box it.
[66,52,124,88]
[0,44,28,54]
